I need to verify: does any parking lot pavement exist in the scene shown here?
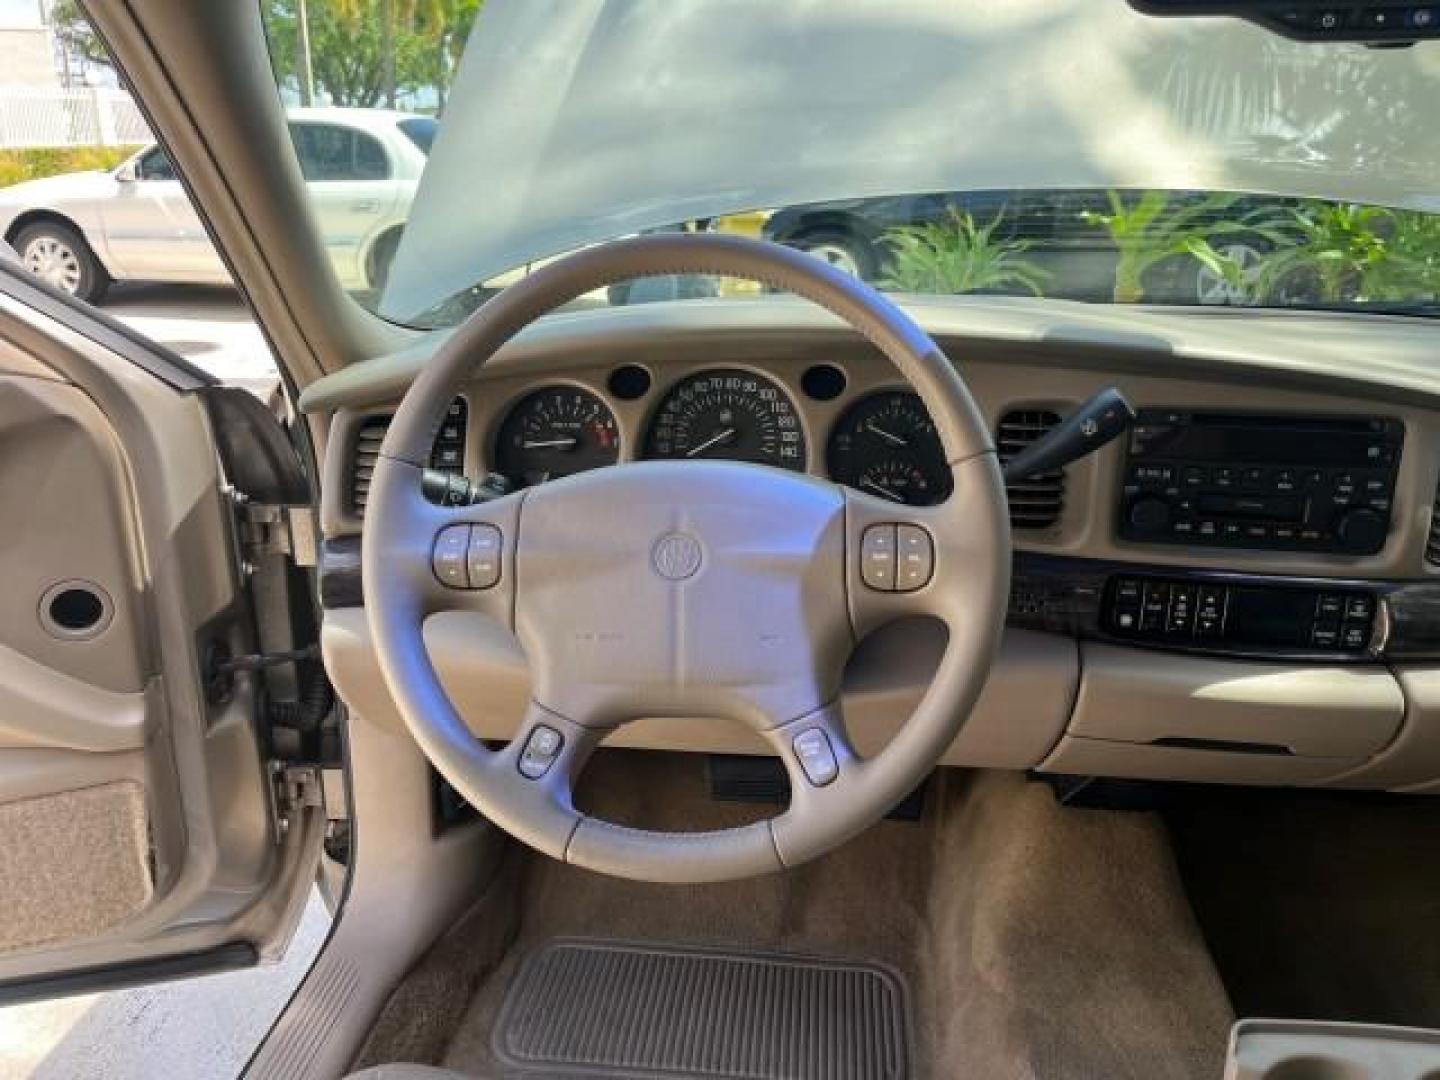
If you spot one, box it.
[102,283,280,399]
[0,891,330,1080]
[0,281,323,1080]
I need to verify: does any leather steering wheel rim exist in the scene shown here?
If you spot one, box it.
[363,233,1010,884]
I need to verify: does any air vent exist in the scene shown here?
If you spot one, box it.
[1427,480,1440,566]
[350,413,391,515]
[350,398,468,517]
[996,409,1065,529]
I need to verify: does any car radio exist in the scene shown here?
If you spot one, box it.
[1119,410,1403,555]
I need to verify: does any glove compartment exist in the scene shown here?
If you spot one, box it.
[1039,642,1404,786]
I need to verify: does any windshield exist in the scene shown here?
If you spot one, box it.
[259,0,1440,328]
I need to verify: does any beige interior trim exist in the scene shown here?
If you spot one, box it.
[323,609,1075,771]
[1068,643,1405,759]
[0,643,147,752]
[1226,1019,1440,1079]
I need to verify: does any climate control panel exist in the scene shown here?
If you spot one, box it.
[1104,574,1377,656]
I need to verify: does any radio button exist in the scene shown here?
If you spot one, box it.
[1317,594,1345,619]
[1273,525,1298,542]
[1242,467,1266,488]
[1213,467,1236,488]
[1196,519,1219,539]
[1274,469,1298,492]
[1312,625,1341,648]
[1182,466,1207,487]
[1341,623,1370,650]
[1242,523,1270,541]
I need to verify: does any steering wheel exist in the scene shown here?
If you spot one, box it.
[364,233,1010,884]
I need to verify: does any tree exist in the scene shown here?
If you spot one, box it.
[262,0,481,109]
[49,0,115,84]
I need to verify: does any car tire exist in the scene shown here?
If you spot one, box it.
[787,227,877,280]
[14,220,109,303]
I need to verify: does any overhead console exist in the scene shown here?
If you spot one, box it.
[1119,409,1402,556]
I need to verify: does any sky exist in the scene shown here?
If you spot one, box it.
[0,0,42,29]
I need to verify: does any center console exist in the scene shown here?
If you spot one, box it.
[1120,409,1403,555]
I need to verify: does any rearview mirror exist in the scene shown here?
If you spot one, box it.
[1130,1,1440,42]
[114,161,138,184]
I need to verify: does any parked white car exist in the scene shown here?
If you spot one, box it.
[0,106,433,302]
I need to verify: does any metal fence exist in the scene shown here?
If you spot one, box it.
[0,88,150,150]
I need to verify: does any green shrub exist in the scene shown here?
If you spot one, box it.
[0,146,143,190]
[880,211,1049,296]
[1081,190,1256,303]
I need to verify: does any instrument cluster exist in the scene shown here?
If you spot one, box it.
[488,365,951,506]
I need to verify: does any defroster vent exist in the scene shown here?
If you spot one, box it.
[996,409,1064,529]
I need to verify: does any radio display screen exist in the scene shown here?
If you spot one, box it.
[1131,413,1394,467]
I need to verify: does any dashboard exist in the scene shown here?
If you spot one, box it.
[308,296,1440,797]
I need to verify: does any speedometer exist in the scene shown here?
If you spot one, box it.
[643,369,806,470]
[826,391,952,505]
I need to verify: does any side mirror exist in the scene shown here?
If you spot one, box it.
[114,161,138,184]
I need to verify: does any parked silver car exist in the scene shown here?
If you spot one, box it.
[0,106,432,302]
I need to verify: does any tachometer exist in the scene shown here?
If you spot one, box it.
[826,391,952,505]
[493,386,620,489]
[643,369,805,470]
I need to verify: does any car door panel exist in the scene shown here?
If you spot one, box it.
[0,269,319,995]
[101,149,229,282]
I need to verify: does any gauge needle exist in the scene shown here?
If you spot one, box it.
[860,477,905,502]
[685,428,736,458]
[522,437,578,450]
[865,421,908,447]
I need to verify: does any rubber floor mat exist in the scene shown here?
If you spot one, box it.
[492,938,910,1079]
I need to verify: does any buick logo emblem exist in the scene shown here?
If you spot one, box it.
[651,532,703,581]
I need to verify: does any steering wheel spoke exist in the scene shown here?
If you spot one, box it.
[845,453,1009,636]
[477,701,609,861]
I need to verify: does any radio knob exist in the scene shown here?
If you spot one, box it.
[1128,496,1172,533]
[1336,508,1387,554]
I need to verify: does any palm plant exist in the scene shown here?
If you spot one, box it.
[879,212,1049,297]
[1081,190,1255,303]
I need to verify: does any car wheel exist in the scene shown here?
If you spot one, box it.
[15,221,109,303]
[788,228,877,280]
[1193,241,1264,305]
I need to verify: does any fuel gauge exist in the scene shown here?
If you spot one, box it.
[826,391,952,505]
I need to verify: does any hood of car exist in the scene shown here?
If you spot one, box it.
[0,170,115,208]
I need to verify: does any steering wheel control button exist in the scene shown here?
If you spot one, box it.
[792,727,839,787]
[518,724,564,779]
[860,525,897,591]
[432,524,471,588]
[895,525,934,591]
[467,524,503,589]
